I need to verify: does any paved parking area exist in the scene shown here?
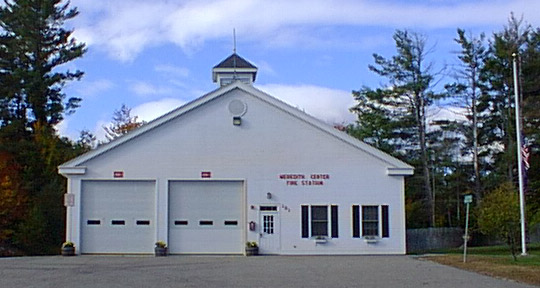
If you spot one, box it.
[0,255,535,288]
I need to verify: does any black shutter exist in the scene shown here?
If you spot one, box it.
[382,205,389,238]
[352,205,360,238]
[301,205,309,238]
[331,205,338,238]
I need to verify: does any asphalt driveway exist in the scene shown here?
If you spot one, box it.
[0,255,535,288]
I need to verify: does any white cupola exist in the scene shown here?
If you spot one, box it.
[212,53,257,87]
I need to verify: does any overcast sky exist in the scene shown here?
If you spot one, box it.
[58,0,540,141]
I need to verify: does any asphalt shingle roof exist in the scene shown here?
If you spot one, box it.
[213,53,256,69]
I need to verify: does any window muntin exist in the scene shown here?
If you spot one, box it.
[260,206,278,211]
[362,206,379,236]
[352,205,390,238]
[263,215,274,234]
[311,206,328,236]
[301,205,338,238]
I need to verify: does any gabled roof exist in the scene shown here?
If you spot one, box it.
[213,53,256,69]
[59,81,413,176]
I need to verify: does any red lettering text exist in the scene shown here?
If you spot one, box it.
[279,174,305,179]
[310,174,330,179]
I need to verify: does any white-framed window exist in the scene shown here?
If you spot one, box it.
[362,206,379,236]
[352,205,389,238]
[301,205,338,238]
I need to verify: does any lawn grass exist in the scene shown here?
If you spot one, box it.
[424,243,540,286]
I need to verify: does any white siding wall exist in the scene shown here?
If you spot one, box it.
[67,88,406,254]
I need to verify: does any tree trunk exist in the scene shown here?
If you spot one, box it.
[472,78,481,201]
[418,92,434,227]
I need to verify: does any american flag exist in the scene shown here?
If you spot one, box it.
[521,137,529,193]
[522,144,530,171]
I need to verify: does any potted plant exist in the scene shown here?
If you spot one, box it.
[245,241,258,256]
[61,241,75,256]
[155,241,168,256]
[314,235,327,244]
[363,235,379,244]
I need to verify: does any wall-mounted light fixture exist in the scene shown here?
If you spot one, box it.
[266,192,272,199]
[233,116,242,126]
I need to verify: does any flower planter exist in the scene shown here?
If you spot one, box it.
[315,238,327,244]
[61,246,75,256]
[155,247,168,257]
[363,237,379,244]
[245,246,259,256]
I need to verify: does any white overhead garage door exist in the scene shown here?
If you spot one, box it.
[80,180,155,254]
[168,180,244,254]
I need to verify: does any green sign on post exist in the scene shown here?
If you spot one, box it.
[463,194,473,262]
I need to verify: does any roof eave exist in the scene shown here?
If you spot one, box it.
[386,167,414,176]
[58,166,87,176]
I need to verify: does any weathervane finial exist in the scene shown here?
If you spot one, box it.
[233,29,237,79]
[233,28,237,54]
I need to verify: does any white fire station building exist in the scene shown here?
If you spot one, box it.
[59,54,413,255]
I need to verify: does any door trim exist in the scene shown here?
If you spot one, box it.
[259,205,280,254]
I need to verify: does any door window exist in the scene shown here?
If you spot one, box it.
[263,215,274,234]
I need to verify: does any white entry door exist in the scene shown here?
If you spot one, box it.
[259,206,280,254]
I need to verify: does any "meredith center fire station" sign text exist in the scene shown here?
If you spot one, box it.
[279,173,330,186]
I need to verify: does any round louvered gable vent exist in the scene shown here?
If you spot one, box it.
[228,99,247,116]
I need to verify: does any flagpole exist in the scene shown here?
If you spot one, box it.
[512,53,527,256]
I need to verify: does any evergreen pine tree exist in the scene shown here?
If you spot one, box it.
[0,0,85,254]
[350,30,442,227]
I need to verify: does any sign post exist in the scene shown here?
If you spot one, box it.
[463,194,473,263]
